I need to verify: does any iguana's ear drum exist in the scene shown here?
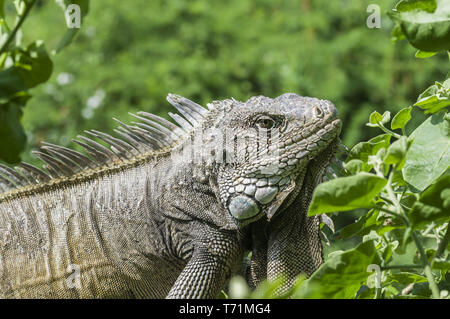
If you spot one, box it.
[228,195,260,220]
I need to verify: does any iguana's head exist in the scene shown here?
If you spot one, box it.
[197,93,342,226]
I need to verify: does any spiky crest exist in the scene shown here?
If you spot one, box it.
[0,94,213,200]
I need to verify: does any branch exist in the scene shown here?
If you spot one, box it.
[412,231,440,299]
[0,0,37,55]
[381,264,422,270]
[377,123,402,139]
[371,205,408,225]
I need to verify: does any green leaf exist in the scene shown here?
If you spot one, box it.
[54,0,90,53]
[385,272,428,285]
[391,24,406,43]
[0,67,27,102]
[415,96,450,114]
[383,240,400,262]
[391,107,412,130]
[400,227,413,251]
[55,28,79,54]
[0,101,26,163]
[368,111,383,125]
[16,41,53,89]
[414,81,450,114]
[388,1,450,52]
[392,168,408,187]
[0,0,5,18]
[444,77,450,89]
[384,136,411,170]
[409,175,450,229]
[343,159,363,175]
[339,209,401,239]
[308,173,387,216]
[0,41,53,101]
[445,112,450,135]
[432,258,450,270]
[0,41,52,163]
[403,112,450,191]
[347,134,392,172]
[411,282,432,297]
[395,0,438,13]
[367,111,391,127]
[415,50,438,58]
[339,210,378,239]
[294,240,382,298]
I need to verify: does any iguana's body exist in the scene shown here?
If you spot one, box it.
[0,93,342,298]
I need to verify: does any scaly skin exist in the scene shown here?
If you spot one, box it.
[0,93,341,298]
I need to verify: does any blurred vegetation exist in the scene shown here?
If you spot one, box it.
[5,0,446,166]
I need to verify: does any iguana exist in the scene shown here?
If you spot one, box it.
[0,93,342,298]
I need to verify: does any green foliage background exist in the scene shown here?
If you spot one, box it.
[0,0,449,299]
[11,0,447,166]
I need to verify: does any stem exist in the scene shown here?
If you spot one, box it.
[0,52,6,68]
[412,231,440,299]
[379,194,394,205]
[0,0,36,55]
[377,123,402,139]
[385,172,407,222]
[374,286,382,299]
[372,165,409,224]
[373,206,407,223]
[422,222,436,236]
[436,223,450,258]
[385,170,440,299]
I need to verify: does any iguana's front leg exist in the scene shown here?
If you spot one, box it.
[266,195,323,295]
[167,228,243,299]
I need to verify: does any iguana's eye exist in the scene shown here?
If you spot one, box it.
[256,117,276,129]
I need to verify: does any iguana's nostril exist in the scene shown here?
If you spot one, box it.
[314,106,323,118]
